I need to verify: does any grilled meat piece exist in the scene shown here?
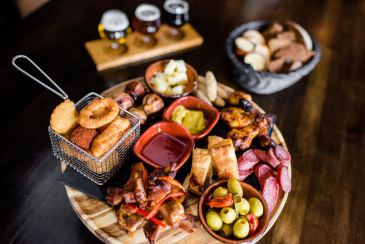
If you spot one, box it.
[106,187,138,206]
[178,214,201,233]
[229,91,252,105]
[147,166,178,204]
[221,107,256,129]
[159,199,186,227]
[143,220,162,244]
[117,204,145,232]
[228,126,260,151]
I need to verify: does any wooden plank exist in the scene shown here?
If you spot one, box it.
[85,24,203,71]
[64,78,291,244]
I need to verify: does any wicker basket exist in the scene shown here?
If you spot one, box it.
[226,20,321,94]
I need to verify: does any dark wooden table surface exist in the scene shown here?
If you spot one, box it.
[1,0,364,243]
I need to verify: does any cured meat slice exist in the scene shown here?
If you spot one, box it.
[238,150,260,171]
[254,163,273,181]
[277,164,291,192]
[261,175,279,212]
[252,149,267,162]
[274,146,291,167]
[239,168,254,181]
[266,148,281,168]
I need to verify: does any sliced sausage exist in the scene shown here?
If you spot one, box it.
[252,149,267,162]
[274,146,291,167]
[262,175,279,212]
[266,148,281,168]
[277,164,291,192]
[239,168,254,181]
[238,150,260,171]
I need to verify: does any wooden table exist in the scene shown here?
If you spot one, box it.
[0,0,364,243]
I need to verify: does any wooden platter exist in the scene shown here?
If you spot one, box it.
[85,24,203,71]
[63,78,290,243]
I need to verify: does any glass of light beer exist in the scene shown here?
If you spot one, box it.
[132,4,161,47]
[163,0,189,39]
[98,9,131,53]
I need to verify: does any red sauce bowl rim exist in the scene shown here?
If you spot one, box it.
[133,121,195,170]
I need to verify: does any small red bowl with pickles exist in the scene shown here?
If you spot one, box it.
[163,96,220,140]
[198,179,269,244]
[133,121,194,170]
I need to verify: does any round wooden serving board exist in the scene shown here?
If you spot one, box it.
[63,78,290,244]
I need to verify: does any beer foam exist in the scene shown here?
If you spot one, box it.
[135,4,161,22]
[101,9,129,32]
[164,0,189,14]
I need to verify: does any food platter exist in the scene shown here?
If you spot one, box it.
[62,77,290,244]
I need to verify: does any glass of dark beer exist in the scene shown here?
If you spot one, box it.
[98,9,131,53]
[132,4,161,47]
[163,0,189,39]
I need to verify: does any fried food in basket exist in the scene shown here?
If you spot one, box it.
[78,97,119,129]
[70,126,99,150]
[91,117,131,157]
[50,99,78,135]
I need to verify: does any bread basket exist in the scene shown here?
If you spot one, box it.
[226,20,321,94]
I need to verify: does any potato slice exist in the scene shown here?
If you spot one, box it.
[167,72,188,86]
[164,60,178,75]
[171,85,185,95]
[244,52,266,71]
[176,60,187,73]
[194,89,212,105]
[213,96,226,107]
[243,30,265,45]
[235,37,254,55]
[205,71,218,102]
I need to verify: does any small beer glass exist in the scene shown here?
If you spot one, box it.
[98,10,130,53]
[163,0,189,39]
[132,4,161,47]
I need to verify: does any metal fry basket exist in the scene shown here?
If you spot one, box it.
[12,55,140,185]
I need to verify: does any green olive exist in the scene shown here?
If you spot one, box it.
[206,210,223,231]
[234,196,250,216]
[233,218,250,239]
[220,223,233,237]
[220,207,237,224]
[249,197,264,218]
[213,186,229,198]
[227,178,243,197]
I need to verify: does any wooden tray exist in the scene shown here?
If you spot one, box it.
[85,24,203,71]
[64,78,290,243]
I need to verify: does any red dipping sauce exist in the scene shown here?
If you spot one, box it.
[142,132,188,167]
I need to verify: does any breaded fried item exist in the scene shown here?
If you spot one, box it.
[91,117,131,157]
[207,135,224,149]
[208,139,239,180]
[50,99,78,135]
[70,126,99,150]
[189,148,213,195]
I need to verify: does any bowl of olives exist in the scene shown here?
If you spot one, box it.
[198,178,269,243]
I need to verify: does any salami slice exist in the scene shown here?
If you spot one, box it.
[254,163,273,180]
[239,168,254,181]
[252,149,267,162]
[262,175,279,212]
[266,148,281,168]
[274,146,291,167]
[277,164,291,192]
[238,150,260,171]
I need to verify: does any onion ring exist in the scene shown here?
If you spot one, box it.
[78,97,119,129]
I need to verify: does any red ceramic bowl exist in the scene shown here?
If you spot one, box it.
[133,121,194,170]
[163,96,220,140]
[198,180,269,244]
[145,60,198,98]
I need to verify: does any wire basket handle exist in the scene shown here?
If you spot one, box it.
[12,55,68,100]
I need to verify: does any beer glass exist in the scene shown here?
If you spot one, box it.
[132,4,161,47]
[163,0,189,39]
[98,10,130,53]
